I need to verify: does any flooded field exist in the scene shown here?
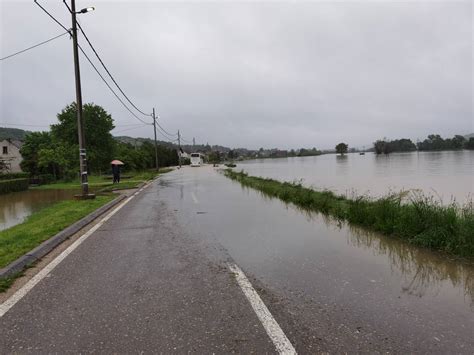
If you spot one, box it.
[238,150,474,204]
[0,189,78,231]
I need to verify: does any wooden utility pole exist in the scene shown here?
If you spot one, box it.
[70,0,92,198]
[152,108,159,171]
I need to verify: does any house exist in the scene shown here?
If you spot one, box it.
[0,139,23,173]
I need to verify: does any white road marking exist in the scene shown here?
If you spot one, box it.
[0,193,138,318]
[228,263,297,355]
[191,192,199,204]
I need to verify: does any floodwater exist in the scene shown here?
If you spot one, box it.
[238,150,474,204]
[0,189,78,231]
[158,167,474,352]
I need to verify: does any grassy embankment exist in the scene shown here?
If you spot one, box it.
[0,168,173,291]
[32,168,173,192]
[0,195,115,291]
[224,170,474,258]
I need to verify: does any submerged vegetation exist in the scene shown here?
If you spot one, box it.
[224,170,474,258]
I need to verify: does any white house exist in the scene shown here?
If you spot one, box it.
[0,139,23,173]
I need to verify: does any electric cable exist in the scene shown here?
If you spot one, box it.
[0,31,70,61]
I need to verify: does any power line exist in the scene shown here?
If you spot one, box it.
[180,136,193,144]
[62,0,151,118]
[0,31,70,61]
[33,1,153,126]
[78,44,153,125]
[113,124,149,134]
[155,115,178,137]
[34,0,70,32]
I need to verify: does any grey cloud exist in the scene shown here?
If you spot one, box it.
[1,0,472,150]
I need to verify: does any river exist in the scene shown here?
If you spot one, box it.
[238,150,474,205]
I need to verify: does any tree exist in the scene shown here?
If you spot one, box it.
[465,137,474,150]
[51,103,115,173]
[335,142,348,155]
[20,131,56,176]
[451,135,466,150]
[208,150,222,163]
[37,145,75,180]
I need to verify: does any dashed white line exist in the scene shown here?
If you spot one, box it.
[191,192,199,204]
[0,192,139,318]
[228,263,297,355]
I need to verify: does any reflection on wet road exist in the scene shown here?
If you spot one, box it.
[160,166,474,353]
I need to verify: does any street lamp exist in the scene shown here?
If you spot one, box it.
[69,0,95,199]
[78,7,95,14]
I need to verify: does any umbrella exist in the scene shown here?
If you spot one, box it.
[111,160,124,165]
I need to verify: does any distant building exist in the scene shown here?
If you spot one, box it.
[0,139,23,173]
[179,151,189,159]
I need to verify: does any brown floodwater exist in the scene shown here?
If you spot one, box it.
[0,189,79,231]
[157,167,474,351]
[238,150,474,205]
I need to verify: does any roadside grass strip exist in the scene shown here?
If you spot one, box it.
[32,169,173,191]
[0,184,149,317]
[0,196,115,269]
[224,170,474,258]
[228,263,297,355]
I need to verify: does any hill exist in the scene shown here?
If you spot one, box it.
[0,127,30,141]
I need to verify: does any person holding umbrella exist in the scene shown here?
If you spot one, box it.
[111,160,124,184]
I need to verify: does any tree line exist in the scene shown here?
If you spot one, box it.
[374,134,474,154]
[20,103,178,180]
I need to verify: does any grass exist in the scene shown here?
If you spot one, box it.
[32,168,173,191]
[224,170,474,258]
[0,195,115,269]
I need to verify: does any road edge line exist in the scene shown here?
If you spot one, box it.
[0,193,137,318]
[228,263,297,355]
[0,195,127,279]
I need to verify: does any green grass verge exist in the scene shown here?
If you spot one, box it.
[224,170,474,258]
[0,195,115,269]
[31,168,173,191]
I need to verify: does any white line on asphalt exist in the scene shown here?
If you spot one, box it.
[0,193,138,318]
[228,263,297,355]
[191,192,199,204]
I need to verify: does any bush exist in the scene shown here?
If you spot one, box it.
[0,178,29,194]
[0,172,29,181]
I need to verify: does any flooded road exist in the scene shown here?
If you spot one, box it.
[238,150,474,204]
[0,189,78,231]
[159,166,474,352]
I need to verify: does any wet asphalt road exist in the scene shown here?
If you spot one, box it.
[1,166,474,353]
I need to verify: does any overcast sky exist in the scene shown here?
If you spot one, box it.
[1,0,472,150]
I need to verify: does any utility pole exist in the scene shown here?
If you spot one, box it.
[178,129,182,168]
[152,108,159,171]
[193,137,195,148]
[70,0,91,198]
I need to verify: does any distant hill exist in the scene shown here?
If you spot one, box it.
[0,127,30,141]
[465,133,474,139]
[114,135,175,148]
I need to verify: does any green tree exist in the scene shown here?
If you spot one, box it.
[37,145,75,180]
[335,142,348,155]
[208,150,222,163]
[465,137,474,150]
[20,131,56,176]
[451,135,466,150]
[51,103,115,173]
